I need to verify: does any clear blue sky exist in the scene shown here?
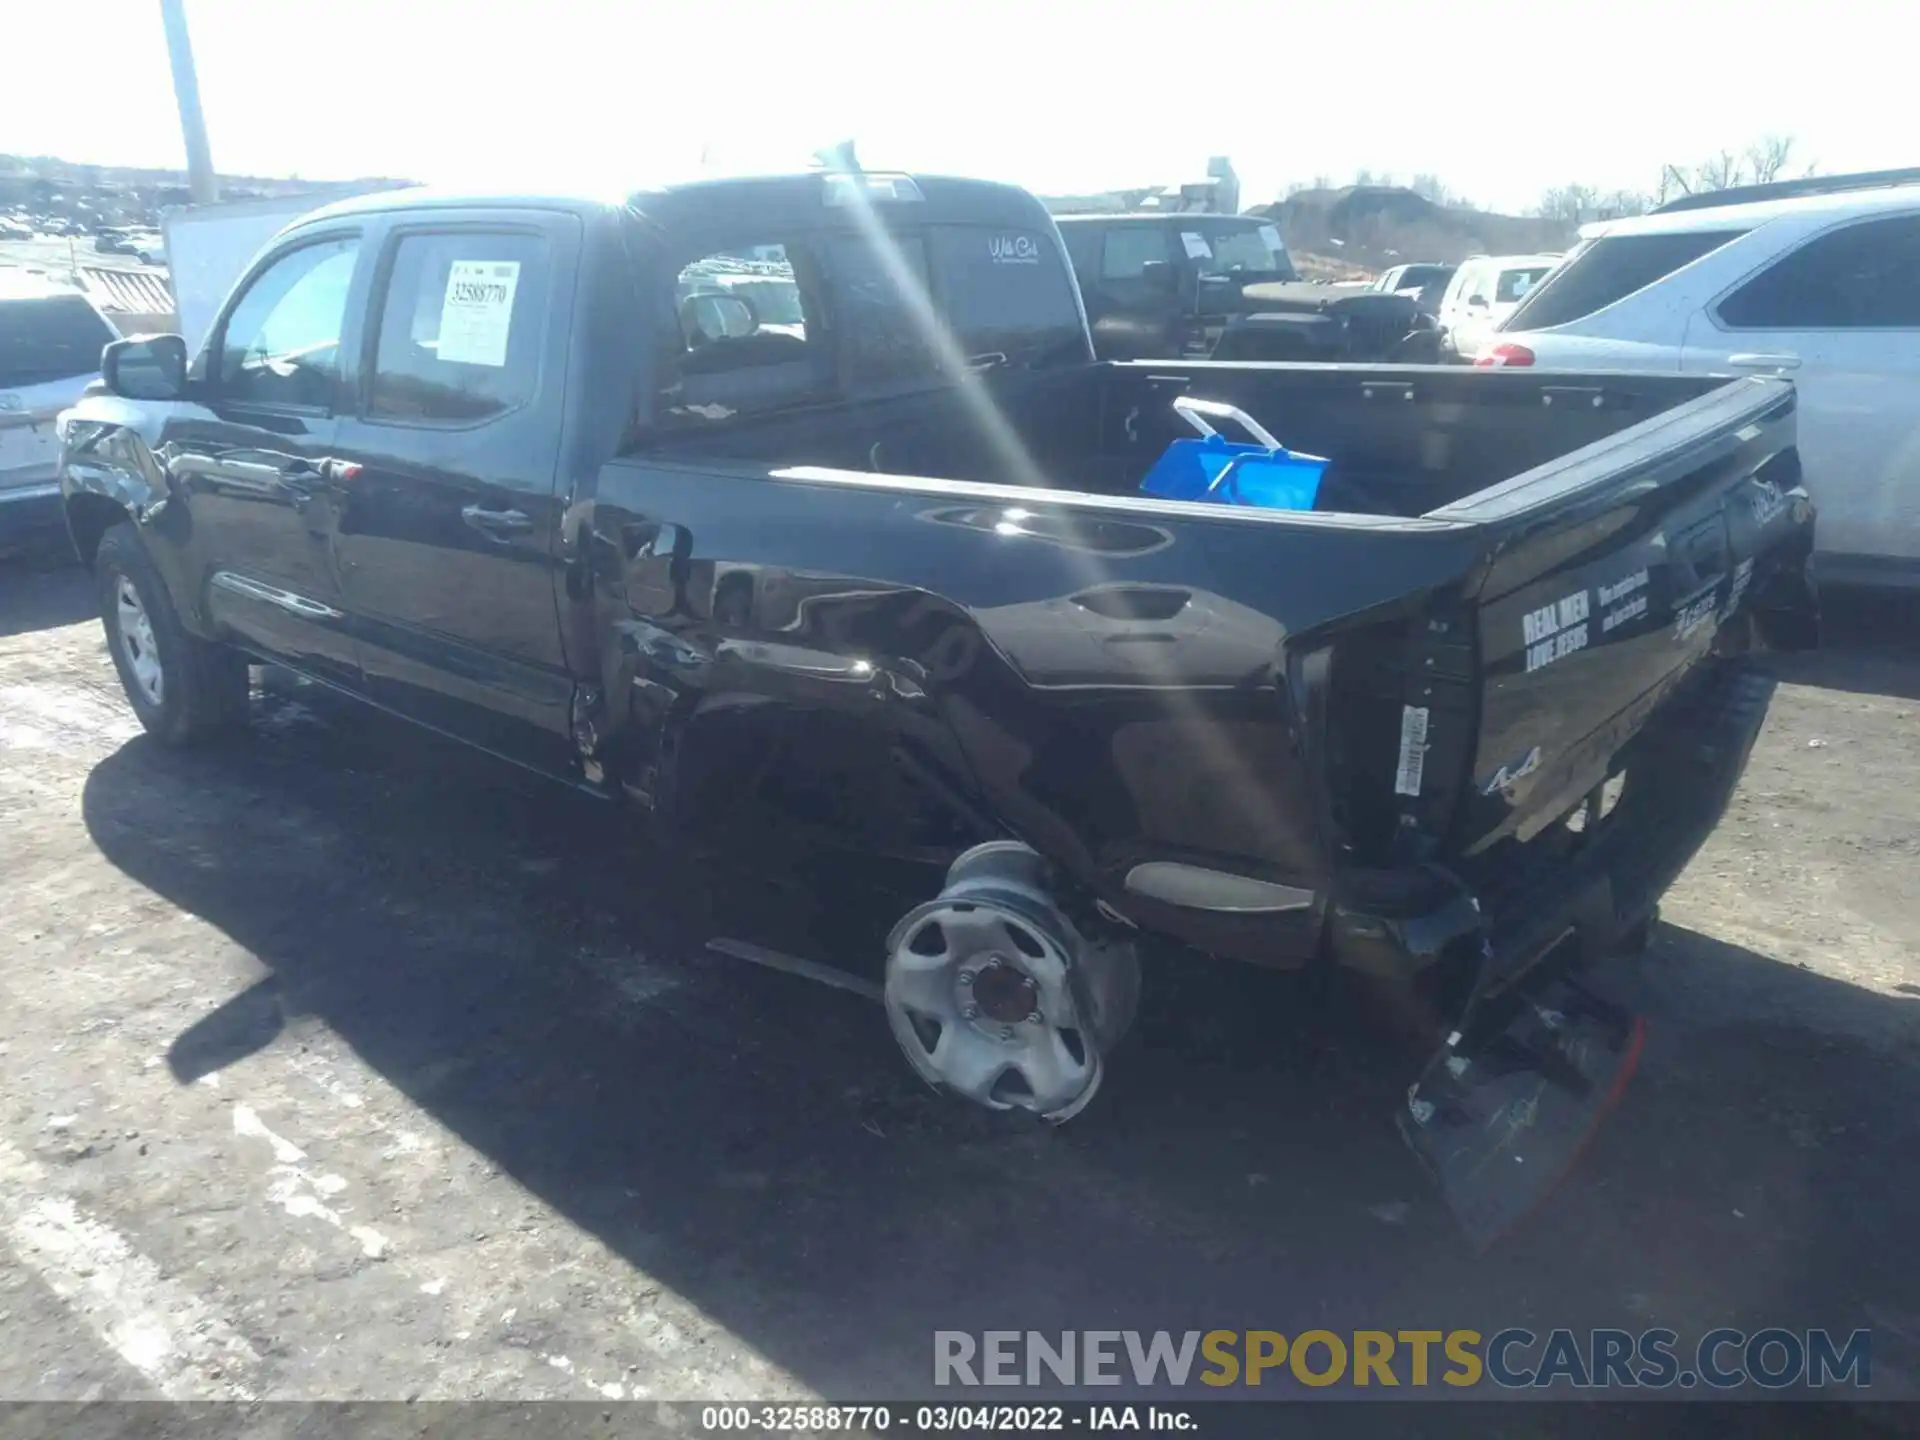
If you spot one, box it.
[1,0,1901,215]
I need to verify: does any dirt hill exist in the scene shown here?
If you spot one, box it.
[1254,185,1576,272]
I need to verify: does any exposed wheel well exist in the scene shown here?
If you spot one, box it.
[65,493,132,568]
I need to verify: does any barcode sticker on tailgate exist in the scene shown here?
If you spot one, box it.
[1395,705,1430,797]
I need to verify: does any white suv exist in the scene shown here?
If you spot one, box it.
[1482,174,1920,589]
[1435,253,1560,361]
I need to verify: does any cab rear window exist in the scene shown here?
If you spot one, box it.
[1505,229,1747,330]
[926,226,1085,368]
[821,225,1083,384]
[647,220,1087,427]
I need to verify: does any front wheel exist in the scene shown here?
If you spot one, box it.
[96,522,250,745]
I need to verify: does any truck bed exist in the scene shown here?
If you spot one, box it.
[596,360,1816,990]
[643,361,1739,519]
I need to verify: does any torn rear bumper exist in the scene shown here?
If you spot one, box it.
[1336,661,1778,1244]
[1326,661,1776,994]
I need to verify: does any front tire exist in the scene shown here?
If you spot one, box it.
[96,522,249,745]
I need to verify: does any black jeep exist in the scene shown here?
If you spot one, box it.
[1057,213,1440,364]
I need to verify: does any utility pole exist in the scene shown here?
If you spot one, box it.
[160,0,219,204]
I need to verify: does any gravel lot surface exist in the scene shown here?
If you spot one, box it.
[0,550,1916,1433]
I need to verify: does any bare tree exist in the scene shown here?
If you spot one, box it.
[1597,189,1650,219]
[1535,183,1599,223]
[1745,135,1797,184]
[1655,165,1693,204]
[1695,150,1743,192]
[1409,173,1460,206]
[1652,136,1814,206]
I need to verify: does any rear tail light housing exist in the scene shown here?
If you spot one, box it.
[1476,343,1536,368]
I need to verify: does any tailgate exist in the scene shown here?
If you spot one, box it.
[1440,375,1813,856]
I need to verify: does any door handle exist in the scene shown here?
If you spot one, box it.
[1727,352,1802,370]
[461,504,534,540]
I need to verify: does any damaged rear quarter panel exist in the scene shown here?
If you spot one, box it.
[584,458,1489,964]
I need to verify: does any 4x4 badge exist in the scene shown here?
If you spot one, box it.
[1481,745,1543,796]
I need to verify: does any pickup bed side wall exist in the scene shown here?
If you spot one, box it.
[581,460,1491,965]
[1101,362,1731,519]
[1455,385,1806,855]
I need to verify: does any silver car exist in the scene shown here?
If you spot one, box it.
[1,273,119,542]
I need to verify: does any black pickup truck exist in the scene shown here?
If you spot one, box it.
[59,171,1818,1239]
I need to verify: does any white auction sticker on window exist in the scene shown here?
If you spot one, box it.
[438,260,521,367]
[1180,231,1213,260]
[1258,224,1285,254]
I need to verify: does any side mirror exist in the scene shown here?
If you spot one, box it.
[1139,260,1179,293]
[1467,294,1490,309]
[102,334,189,401]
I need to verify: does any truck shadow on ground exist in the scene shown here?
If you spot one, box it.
[1762,585,1920,702]
[0,553,91,638]
[76,685,1920,1424]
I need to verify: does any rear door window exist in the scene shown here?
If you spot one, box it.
[1506,229,1748,329]
[1100,226,1170,279]
[367,230,550,425]
[1195,224,1294,279]
[1716,214,1920,329]
[0,294,117,387]
[1496,266,1552,304]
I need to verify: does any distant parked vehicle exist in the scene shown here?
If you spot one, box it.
[1371,262,1457,316]
[1057,214,1438,362]
[1056,213,1301,358]
[1481,168,1920,591]
[130,235,169,267]
[0,218,33,241]
[1436,253,1560,360]
[1,272,118,543]
[93,229,137,255]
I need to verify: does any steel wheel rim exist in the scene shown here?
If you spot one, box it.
[885,901,1099,1119]
[116,576,164,706]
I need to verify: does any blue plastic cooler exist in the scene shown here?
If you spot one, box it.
[1139,396,1328,512]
